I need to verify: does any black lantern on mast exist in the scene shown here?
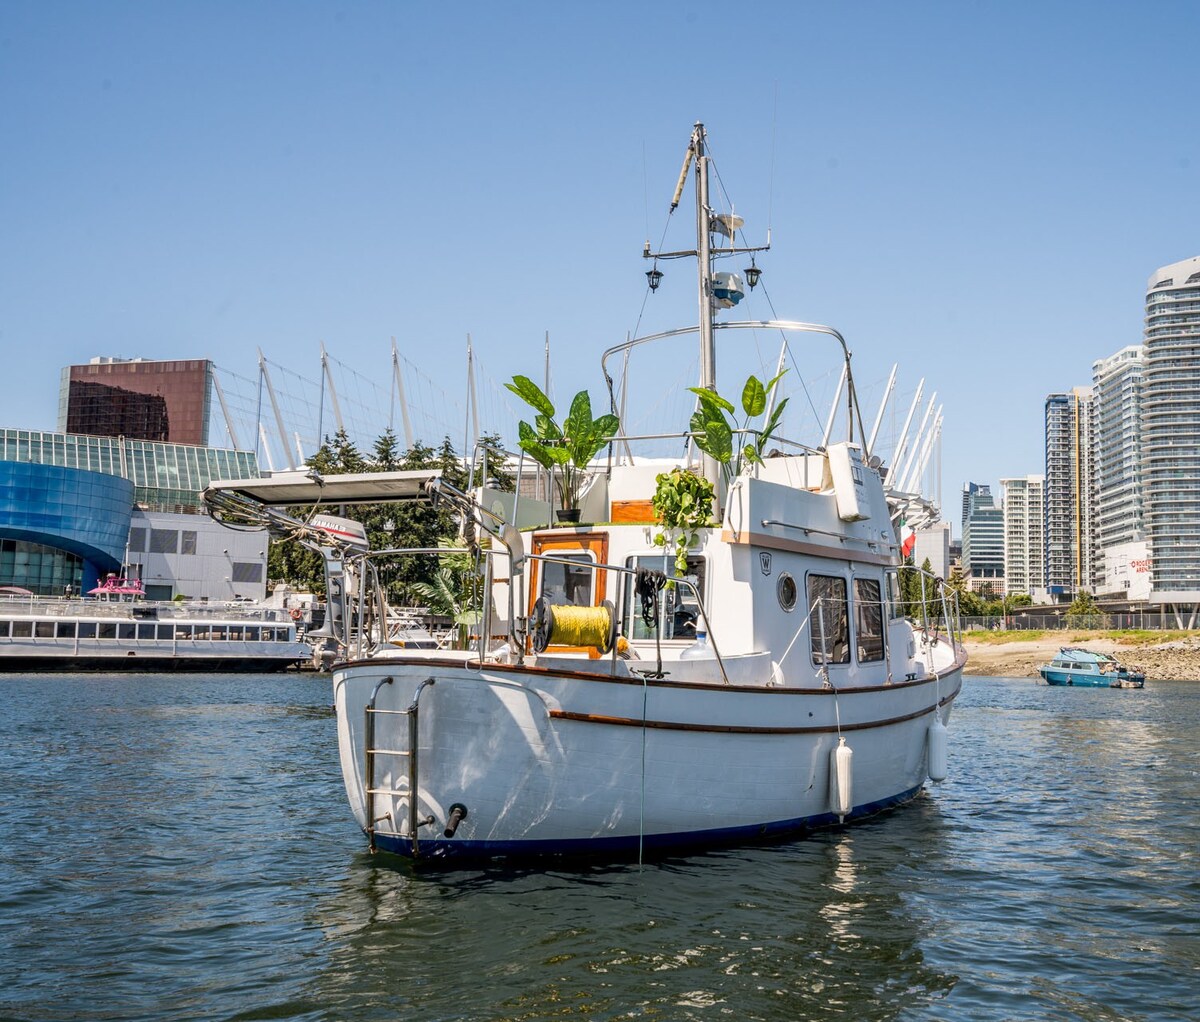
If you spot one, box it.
[744,258,761,290]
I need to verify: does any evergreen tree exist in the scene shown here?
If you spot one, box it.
[1066,590,1103,630]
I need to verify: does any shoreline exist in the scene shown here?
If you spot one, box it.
[961,632,1200,681]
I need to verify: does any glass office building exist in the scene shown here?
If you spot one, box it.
[961,483,1005,594]
[0,429,258,513]
[0,429,260,596]
[57,357,214,445]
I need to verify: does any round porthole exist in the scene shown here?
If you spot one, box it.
[777,572,797,612]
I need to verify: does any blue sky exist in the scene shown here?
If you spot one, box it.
[2,2,1197,533]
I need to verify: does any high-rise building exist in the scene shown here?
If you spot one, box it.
[1001,475,1045,598]
[58,357,214,446]
[1044,388,1093,598]
[1091,345,1146,596]
[961,483,1004,594]
[1142,256,1200,610]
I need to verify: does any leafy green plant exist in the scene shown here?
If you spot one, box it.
[651,468,716,575]
[504,375,619,512]
[689,371,788,482]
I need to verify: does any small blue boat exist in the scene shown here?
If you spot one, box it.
[1038,647,1145,688]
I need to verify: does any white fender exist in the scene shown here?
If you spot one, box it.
[927,714,948,782]
[829,737,853,821]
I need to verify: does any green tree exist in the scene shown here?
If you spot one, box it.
[899,556,939,619]
[372,428,400,471]
[1066,590,1103,630]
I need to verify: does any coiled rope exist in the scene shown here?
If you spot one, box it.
[530,599,616,654]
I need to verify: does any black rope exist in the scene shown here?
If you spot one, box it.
[635,568,667,630]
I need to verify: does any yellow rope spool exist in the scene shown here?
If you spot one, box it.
[532,598,617,653]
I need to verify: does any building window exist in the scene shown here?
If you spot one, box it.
[231,561,263,584]
[180,531,197,555]
[128,528,147,553]
[149,529,179,554]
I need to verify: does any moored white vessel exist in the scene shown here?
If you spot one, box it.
[0,578,312,672]
[204,122,964,862]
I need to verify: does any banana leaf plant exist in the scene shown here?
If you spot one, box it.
[505,376,619,513]
[689,371,788,484]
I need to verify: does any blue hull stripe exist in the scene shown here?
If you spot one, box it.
[369,784,925,863]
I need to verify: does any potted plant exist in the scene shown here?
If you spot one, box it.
[651,467,716,575]
[505,375,619,522]
[689,371,789,484]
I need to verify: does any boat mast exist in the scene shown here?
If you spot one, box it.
[692,122,721,488]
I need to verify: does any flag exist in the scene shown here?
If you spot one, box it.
[900,520,916,559]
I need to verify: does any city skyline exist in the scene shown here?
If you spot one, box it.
[3,4,1198,536]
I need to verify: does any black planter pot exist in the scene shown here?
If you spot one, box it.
[555,508,582,524]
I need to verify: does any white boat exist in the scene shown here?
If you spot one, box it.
[0,577,313,672]
[203,123,964,863]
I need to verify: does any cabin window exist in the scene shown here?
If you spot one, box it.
[808,574,850,665]
[55,622,75,638]
[539,553,595,608]
[12,621,32,638]
[35,621,54,638]
[886,570,903,619]
[622,555,706,641]
[78,622,96,639]
[854,579,885,663]
[245,626,259,641]
[777,572,797,612]
[157,624,174,640]
[0,621,10,638]
[176,625,192,639]
[119,623,136,640]
[99,623,117,640]
[137,623,156,640]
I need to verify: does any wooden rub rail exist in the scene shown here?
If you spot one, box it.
[548,699,954,735]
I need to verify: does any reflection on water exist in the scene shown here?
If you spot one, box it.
[0,674,1197,1021]
[306,806,957,1021]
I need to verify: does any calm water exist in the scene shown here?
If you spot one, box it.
[0,673,1196,1022]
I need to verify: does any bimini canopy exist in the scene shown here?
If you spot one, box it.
[203,469,441,507]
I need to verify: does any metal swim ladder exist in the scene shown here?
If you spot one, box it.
[364,677,436,854]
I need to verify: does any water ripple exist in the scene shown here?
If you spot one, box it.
[0,674,1197,1020]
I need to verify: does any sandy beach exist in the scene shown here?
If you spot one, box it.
[962,631,1200,681]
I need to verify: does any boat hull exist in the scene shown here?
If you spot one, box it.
[1039,668,1145,688]
[0,652,306,673]
[333,655,962,863]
